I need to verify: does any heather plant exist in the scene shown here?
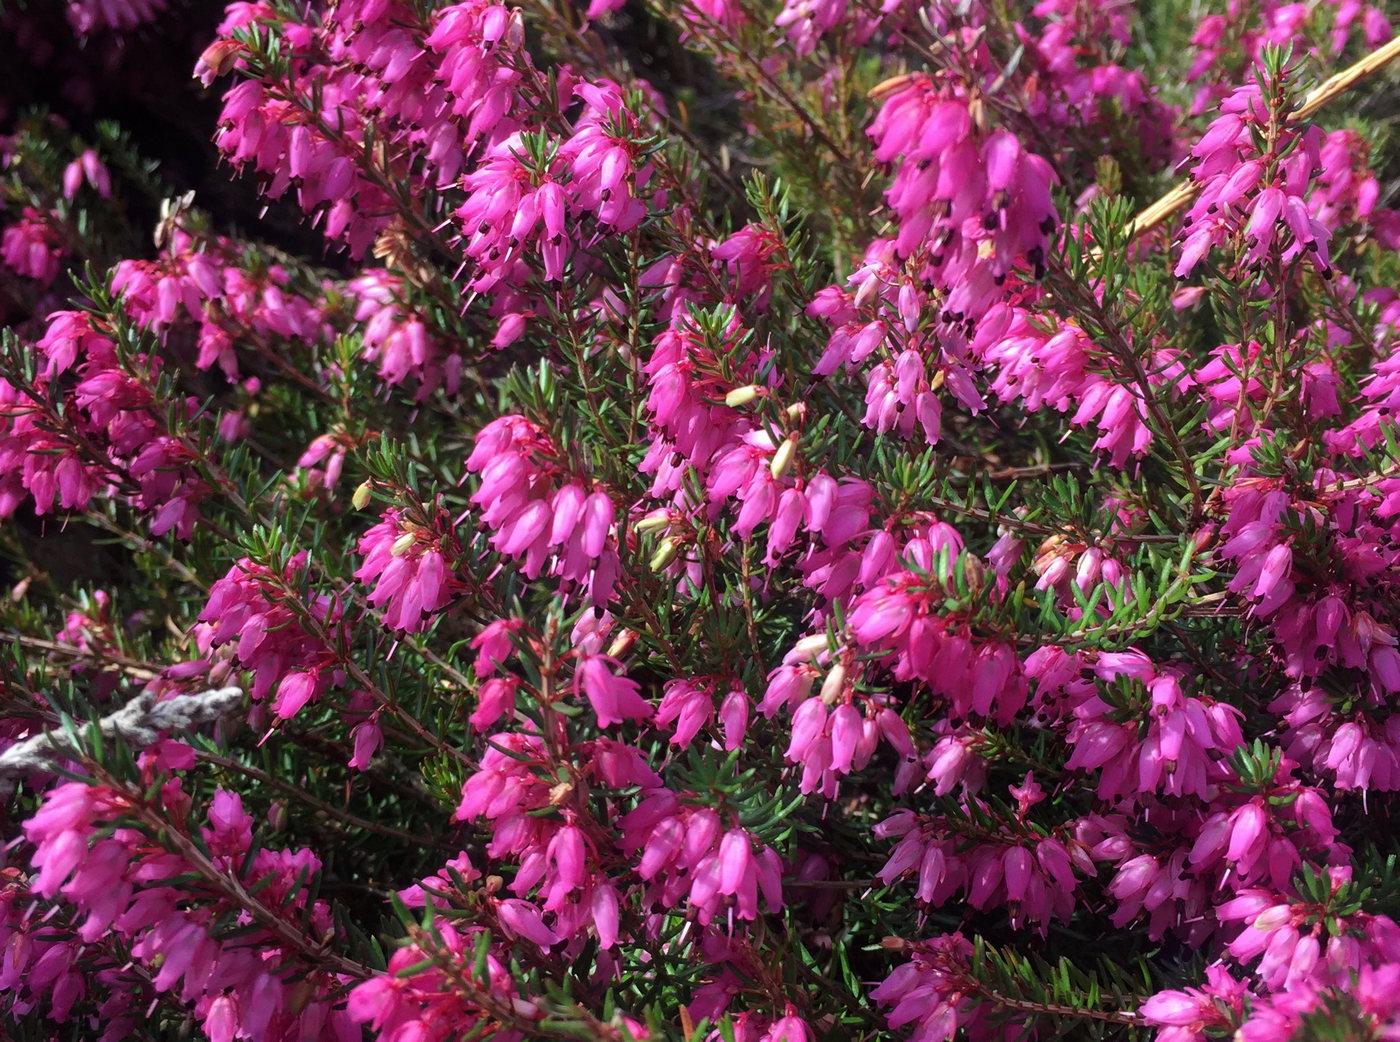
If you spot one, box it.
[2,1,1400,1041]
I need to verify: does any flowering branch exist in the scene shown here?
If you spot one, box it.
[1123,33,1400,243]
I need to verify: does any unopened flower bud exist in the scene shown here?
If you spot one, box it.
[792,633,830,659]
[1192,524,1217,552]
[854,274,882,309]
[390,532,418,557]
[770,435,798,480]
[505,8,525,49]
[1252,905,1293,931]
[785,402,806,423]
[649,537,679,571]
[606,628,638,658]
[634,513,671,534]
[725,384,761,408]
[819,662,847,705]
[868,73,915,100]
[352,481,373,510]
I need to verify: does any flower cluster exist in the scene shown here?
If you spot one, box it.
[196,552,344,720]
[465,415,622,607]
[0,310,210,536]
[1,207,66,284]
[1185,0,1391,112]
[14,774,355,1042]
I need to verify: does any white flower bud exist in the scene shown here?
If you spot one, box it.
[725,384,761,408]
[770,434,798,480]
[819,663,847,705]
[791,633,830,659]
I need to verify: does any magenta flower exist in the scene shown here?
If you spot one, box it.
[1140,964,1247,1042]
[1,208,66,284]
[355,509,459,632]
[574,654,652,727]
[466,415,622,606]
[197,552,343,708]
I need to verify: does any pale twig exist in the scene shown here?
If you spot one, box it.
[0,685,244,791]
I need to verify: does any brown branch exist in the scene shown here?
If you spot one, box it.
[3,633,161,681]
[968,986,1144,1027]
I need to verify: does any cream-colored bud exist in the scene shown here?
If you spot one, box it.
[819,663,847,705]
[868,73,915,100]
[791,633,830,659]
[770,434,798,480]
[634,513,671,534]
[390,532,417,557]
[853,275,881,310]
[606,628,639,659]
[725,384,761,408]
[351,481,373,510]
[649,537,679,571]
[785,402,807,423]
